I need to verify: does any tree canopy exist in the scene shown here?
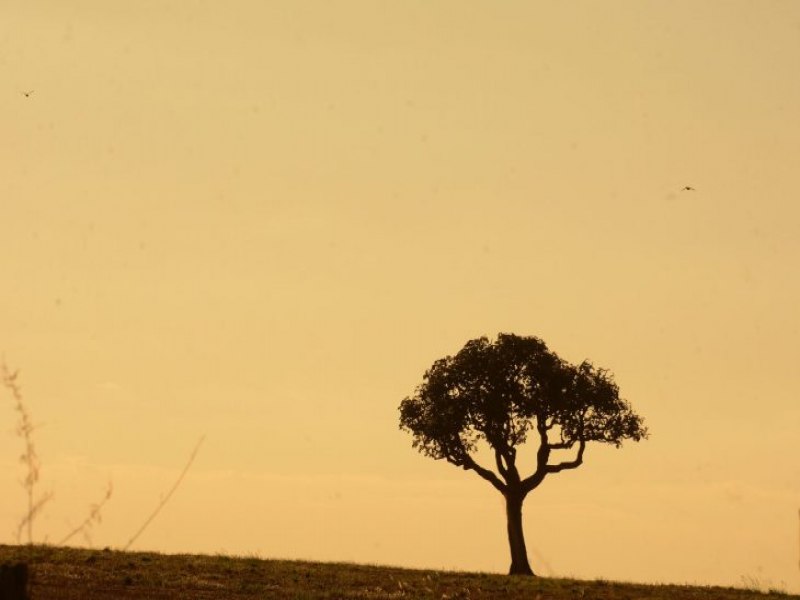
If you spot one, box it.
[399,333,647,495]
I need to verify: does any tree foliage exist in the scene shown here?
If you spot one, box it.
[399,333,648,495]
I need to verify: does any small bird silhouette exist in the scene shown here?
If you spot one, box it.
[22,90,34,98]
[682,186,695,191]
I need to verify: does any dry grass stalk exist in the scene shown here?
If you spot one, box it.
[1,360,53,545]
[57,481,114,546]
[14,491,54,545]
[3,360,114,549]
[123,435,206,551]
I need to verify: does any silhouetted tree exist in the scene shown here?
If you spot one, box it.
[399,333,648,576]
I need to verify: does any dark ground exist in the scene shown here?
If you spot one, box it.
[0,544,795,600]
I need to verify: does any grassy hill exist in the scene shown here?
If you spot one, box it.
[0,544,795,599]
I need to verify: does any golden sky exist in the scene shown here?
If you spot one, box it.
[2,0,799,591]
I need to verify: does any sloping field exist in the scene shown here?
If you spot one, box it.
[0,545,794,600]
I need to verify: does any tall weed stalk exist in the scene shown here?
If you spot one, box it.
[1,360,52,544]
[123,435,205,550]
[2,359,113,547]
[57,481,114,546]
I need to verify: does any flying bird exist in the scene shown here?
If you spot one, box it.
[22,90,34,98]
[682,186,695,191]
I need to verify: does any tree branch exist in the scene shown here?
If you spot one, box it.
[546,439,586,473]
[495,448,522,486]
[535,420,551,471]
[494,449,508,477]
[462,454,506,493]
[548,441,574,450]
[519,423,551,494]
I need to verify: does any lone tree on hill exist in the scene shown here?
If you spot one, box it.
[399,333,648,576]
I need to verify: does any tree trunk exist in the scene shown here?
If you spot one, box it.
[505,492,535,576]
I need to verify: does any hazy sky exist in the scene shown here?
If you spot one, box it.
[2,0,799,592]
